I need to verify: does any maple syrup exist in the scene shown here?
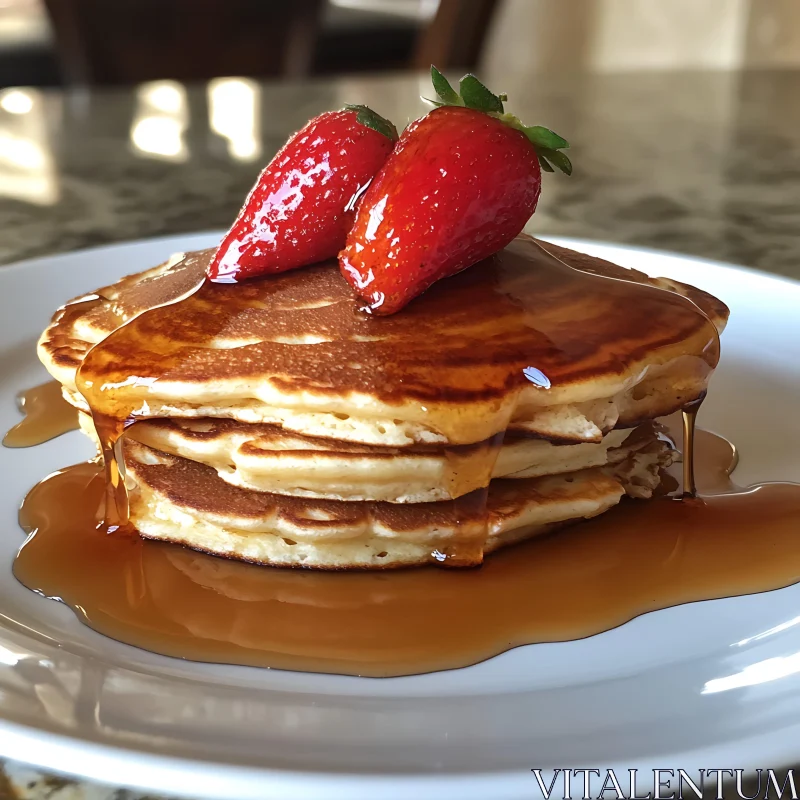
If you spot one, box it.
[12,424,800,677]
[75,254,205,534]
[680,396,704,497]
[2,380,78,448]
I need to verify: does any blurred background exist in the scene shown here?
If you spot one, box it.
[1,0,800,88]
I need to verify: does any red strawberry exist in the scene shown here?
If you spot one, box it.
[208,106,397,283]
[339,68,571,315]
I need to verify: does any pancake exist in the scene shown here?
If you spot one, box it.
[40,235,728,447]
[125,426,674,569]
[39,235,723,569]
[107,414,632,502]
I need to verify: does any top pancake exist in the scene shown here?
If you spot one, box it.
[39,236,728,446]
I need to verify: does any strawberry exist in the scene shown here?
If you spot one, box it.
[207,105,397,283]
[339,68,571,315]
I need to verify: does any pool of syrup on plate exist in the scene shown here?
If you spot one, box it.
[3,380,79,448]
[7,380,800,677]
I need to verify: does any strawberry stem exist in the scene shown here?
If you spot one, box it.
[424,66,572,176]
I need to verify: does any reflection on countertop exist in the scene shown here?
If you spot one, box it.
[0,87,58,206]
[0,69,798,279]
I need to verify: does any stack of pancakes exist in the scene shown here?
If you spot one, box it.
[38,235,728,568]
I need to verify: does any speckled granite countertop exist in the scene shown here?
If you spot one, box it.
[0,69,799,277]
[0,68,798,799]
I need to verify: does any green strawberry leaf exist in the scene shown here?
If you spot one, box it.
[345,104,399,141]
[431,66,461,105]
[523,125,569,152]
[538,155,555,173]
[459,74,504,113]
[538,148,572,175]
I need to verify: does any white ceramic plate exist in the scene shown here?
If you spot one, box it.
[0,234,799,800]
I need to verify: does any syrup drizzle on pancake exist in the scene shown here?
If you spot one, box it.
[76,255,205,536]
